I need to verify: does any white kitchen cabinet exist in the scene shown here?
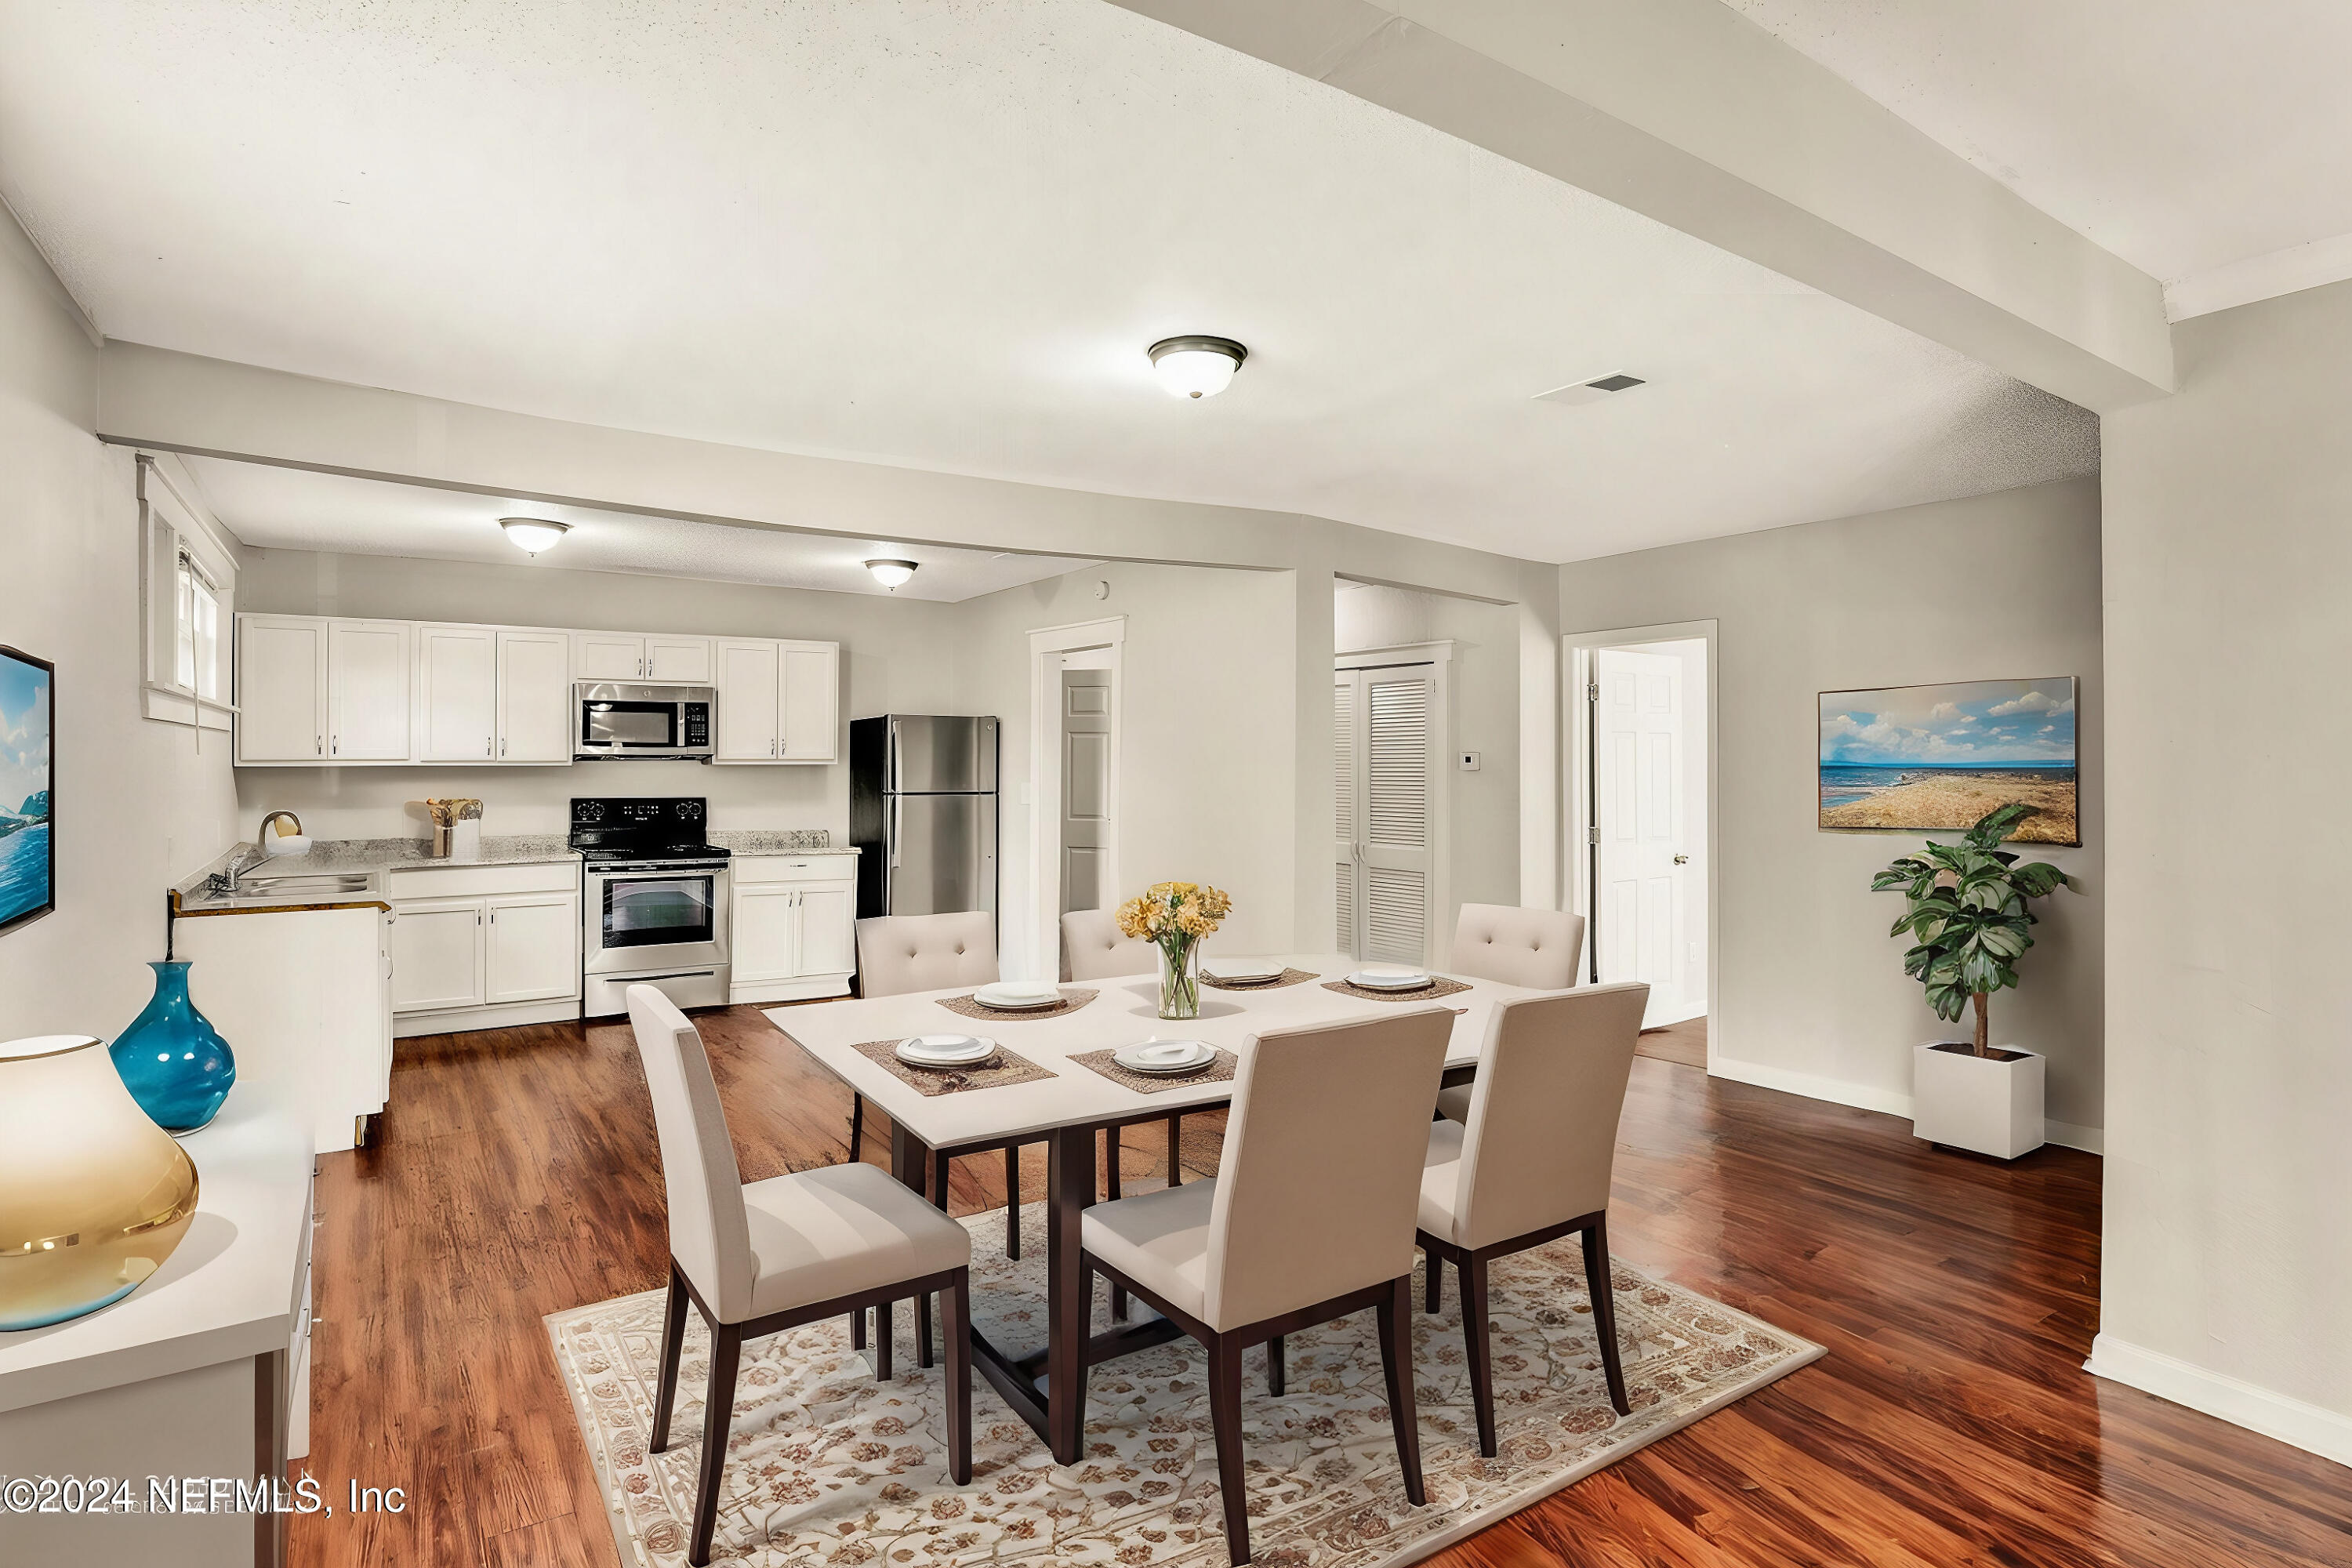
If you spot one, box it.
[497,629,573,761]
[485,890,581,1002]
[235,614,328,763]
[388,898,485,1012]
[731,854,858,1001]
[326,619,411,760]
[572,632,713,684]
[416,623,497,762]
[715,638,839,763]
[648,636,713,682]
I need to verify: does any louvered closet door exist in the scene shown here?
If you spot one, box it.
[1335,664,1439,964]
[1335,673,1360,952]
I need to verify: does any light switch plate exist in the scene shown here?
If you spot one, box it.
[1458,750,1481,771]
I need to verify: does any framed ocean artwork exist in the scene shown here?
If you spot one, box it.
[1819,676,2078,846]
[0,644,54,935]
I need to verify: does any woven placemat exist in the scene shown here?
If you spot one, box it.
[851,1038,1056,1097]
[1068,1046,1241,1095]
[1320,975,1474,1004]
[937,987,1098,1022]
[1200,967,1320,992]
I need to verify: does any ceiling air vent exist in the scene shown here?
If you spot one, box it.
[1534,373,1646,406]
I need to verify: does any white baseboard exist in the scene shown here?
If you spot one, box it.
[731,974,853,1004]
[394,996,579,1038]
[1707,1054,2103,1154]
[2086,1334,2352,1469]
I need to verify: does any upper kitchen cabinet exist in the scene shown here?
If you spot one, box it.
[572,632,713,684]
[496,630,572,762]
[415,624,572,764]
[714,637,838,763]
[326,620,412,760]
[235,615,329,764]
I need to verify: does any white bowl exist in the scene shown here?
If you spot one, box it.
[1347,969,1434,992]
[1113,1040,1215,1076]
[262,834,314,858]
[897,1034,996,1067]
[974,981,1063,1010]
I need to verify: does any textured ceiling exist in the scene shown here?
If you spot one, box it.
[1,1,2096,564]
[1720,0,2352,283]
[183,458,1092,602]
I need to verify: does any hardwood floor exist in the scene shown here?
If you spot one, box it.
[295,1007,2352,1568]
[1635,1013,1708,1068]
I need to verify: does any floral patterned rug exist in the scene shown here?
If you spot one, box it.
[546,1206,1820,1567]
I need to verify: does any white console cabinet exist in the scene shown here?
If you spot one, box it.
[731,852,858,1002]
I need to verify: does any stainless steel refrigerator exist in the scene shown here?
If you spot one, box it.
[850,715,999,920]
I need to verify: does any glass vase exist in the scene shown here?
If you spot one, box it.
[1158,938,1201,1021]
[110,960,237,1134]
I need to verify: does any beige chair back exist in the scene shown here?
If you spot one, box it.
[1062,908,1149,981]
[855,911,999,996]
[1450,903,1584,989]
[1451,982,1648,1250]
[1202,1008,1452,1330]
[628,985,755,1323]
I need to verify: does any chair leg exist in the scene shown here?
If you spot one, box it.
[917,1150,951,1370]
[851,1306,866,1351]
[1207,1334,1251,1564]
[687,1321,742,1567]
[875,1300,894,1381]
[1004,1145,1022,1261]
[1377,1275,1428,1506]
[1424,1248,1443,1315]
[649,1265,689,1454]
[848,1093,865,1161]
[942,1269,972,1486]
[1582,1216,1632,1417]
[1103,1128,1128,1320]
[1461,1253,1497,1457]
[1166,1112,1184,1185]
[1267,1334,1285,1396]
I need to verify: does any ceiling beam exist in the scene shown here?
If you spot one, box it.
[1108,0,2172,412]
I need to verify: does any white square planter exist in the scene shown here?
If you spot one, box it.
[1911,1042,2045,1160]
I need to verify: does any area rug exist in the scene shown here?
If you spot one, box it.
[547,1207,1821,1567]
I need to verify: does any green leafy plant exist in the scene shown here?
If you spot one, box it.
[1871,802,2069,1056]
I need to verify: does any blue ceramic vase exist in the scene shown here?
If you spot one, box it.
[110,960,236,1133]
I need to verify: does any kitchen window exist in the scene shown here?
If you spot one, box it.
[139,454,238,730]
[174,550,222,702]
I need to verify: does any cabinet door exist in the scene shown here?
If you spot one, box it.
[497,630,573,763]
[388,899,485,1013]
[732,884,800,985]
[236,615,328,763]
[328,619,411,760]
[572,632,645,681]
[792,883,857,977]
[778,643,840,762]
[416,625,497,762]
[714,640,782,760]
[646,636,713,684]
[485,892,580,1004]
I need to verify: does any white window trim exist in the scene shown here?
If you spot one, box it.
[138,454,240,731]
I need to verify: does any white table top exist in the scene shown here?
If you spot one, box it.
[0,1103,311,1414]
[764,953,1533,1151]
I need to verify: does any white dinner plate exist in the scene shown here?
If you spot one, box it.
[897,1033,997,1067]
[973,982,1065,1010]
[1347,968,1435,992]
[1203,960,1283,983]
[1113,1040,1216,1076]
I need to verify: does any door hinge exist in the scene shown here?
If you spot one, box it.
[1587,824,1600,845]
[1586,682,1599,703]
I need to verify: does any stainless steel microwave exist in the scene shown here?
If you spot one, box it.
[574,682,716,760]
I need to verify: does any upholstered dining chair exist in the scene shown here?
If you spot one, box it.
[1079,1008,1452,1565]
[628,986,972,1567]
[1417,981,1649,1457]
[1435,904,1587,1123]
[1062,908,1187,1207]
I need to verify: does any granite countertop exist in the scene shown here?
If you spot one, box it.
[173,834,581,912]
[710,830,852,855]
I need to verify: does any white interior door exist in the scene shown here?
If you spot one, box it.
[1595,647,1690,1025]
[1335,664,1439,965]
[1059,658,1114,914]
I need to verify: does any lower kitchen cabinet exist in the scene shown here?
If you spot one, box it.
[731,853,858,1002]
[387,862,582,1036]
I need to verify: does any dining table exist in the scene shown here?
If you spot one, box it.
[763,952,1540,1464]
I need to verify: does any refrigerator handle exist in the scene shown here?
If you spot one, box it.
[891,795,902,870]
[886,717,898,794]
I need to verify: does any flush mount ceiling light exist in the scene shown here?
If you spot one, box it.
[1147,336,1247,399]
[499,517,570,555]
[864,558,918,589]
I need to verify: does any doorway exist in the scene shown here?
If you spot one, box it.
[1057,652,1115,916]
[1568,624,1714,1044]
[1334,651,1448,965]
[1028,615,1124,981]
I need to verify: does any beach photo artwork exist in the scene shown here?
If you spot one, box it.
[0,644,54,934]
[1819,677,2077,845]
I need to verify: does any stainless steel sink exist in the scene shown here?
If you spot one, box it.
[202,872,377,903]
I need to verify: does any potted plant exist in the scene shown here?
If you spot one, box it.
[1871,802,2070,1159]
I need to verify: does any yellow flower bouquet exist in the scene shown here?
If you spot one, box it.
[1116,880,1232,1020]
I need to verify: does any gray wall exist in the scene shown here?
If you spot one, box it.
[2100,279,2352,1436]
[0,224,240,1040]
[1557,476,2105,1135]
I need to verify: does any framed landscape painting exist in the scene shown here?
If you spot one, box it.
[1819,676,2078,846]
[0,644,53,935]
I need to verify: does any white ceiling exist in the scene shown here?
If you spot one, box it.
[181,458,1091,602]
[0,1,2095,564]
[1721,0,2352,287]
